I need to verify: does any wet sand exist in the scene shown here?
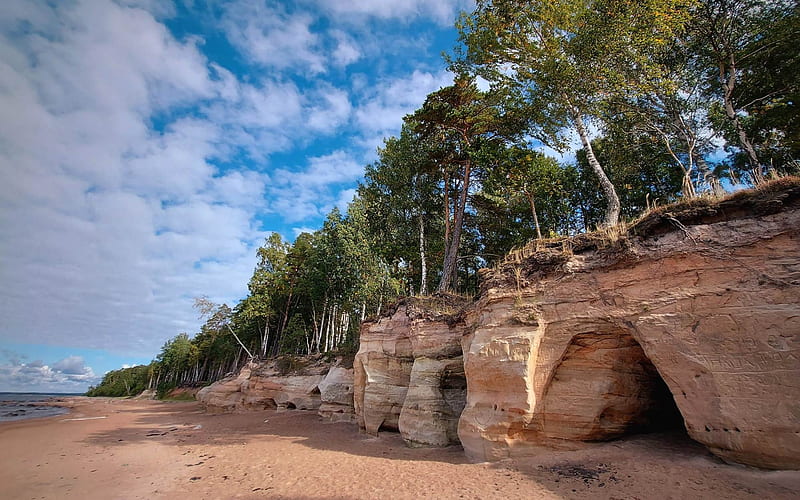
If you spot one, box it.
[0,397,798,499]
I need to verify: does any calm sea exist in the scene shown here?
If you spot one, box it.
[0,392,81,422]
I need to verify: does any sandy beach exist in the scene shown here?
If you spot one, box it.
[0,398,798,499]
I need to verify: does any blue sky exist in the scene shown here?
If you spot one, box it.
[0,0,474,392]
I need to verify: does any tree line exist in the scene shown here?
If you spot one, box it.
[87,0,797,397]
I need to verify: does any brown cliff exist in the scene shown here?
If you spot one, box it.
[460,178,800,469]
[199,180,800,471]
[197,356,355,422]
[354,295,469,447]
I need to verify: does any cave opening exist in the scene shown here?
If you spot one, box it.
[378,419,398,433]
[441,369,468,419]
[541,332,686,442]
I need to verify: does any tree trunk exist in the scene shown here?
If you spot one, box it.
[525,190,543,239]
[438,158,471,292]
[312,299,326,353]
[571,107,621,226]
[226,324,255,360]
[418,213,428,295]
[718,56,761,173]
[260,321,270,358]
[695,154,724,196]
[324,304,333,352]
[271,288,294,357]
[443,169,451,249]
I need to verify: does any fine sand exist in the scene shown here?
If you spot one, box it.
[0,398,798,499]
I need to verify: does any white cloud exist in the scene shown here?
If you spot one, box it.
[116,0,176,19]
[202,69,353,158]
[310,0,475,26]
[0,0,460,363]
[52,355,91,375]
[222,2,325,74]
[331,30,362,67]
[268,151,364,223]
[291,226,318,237]
[307,85,353,133]
[0,355,98,393]
[122,118,219,200]
[354,69,453,150]
[335,188,358,212]
[0,0,267,356]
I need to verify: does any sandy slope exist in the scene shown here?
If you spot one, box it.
[0,398,797,499]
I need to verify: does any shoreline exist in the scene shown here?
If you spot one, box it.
[0,395,79,423]
[0,402,70,423]
[0,397,798,499]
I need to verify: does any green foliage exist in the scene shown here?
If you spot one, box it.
[274,355,309,376]
[156,380,178,400]
[696,1,799,174]
[477,147,577,252]
[86,364,152,397]
[279,314,310,355]
[455,0,697,225]
[156,332,198,380]
[407,76,512,291]
[358,126,444,295]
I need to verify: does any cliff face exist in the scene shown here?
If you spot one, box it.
[353,180,800,470]
[202,181,799,470]
[460,181,800,469]
[197,356,355,422]
[354,296,469,447]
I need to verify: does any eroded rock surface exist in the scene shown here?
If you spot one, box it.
[459,182,800,469]
[399,356,466,447]
[318,366,357,423]
[197,357,354,420]
[355,296,468,447]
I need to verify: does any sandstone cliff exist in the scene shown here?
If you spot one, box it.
[459,179,800,469]
[354,295,469,447]
[201,180,799,471]
[197,356,355,422]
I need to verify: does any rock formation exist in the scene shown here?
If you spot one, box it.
[459,180,800,469]
[201,180,799,471]
[354,296,469,447]
[317,366,357,423]
[197,356,355,422]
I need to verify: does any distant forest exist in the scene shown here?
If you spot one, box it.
[88,0,798,397]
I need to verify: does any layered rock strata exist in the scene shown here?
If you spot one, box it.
[354,296,469,447]
[459,181,800,469]
[317,366,357,423]
[197,357,355,422]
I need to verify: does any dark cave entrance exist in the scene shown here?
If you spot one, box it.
[441,368,468,420]
[540,332,686,442]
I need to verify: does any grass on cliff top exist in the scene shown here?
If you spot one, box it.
[367,292,473,324]
[506,176,799,262]
[495,176,800,272]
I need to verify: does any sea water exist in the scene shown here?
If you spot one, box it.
[0,392,80,422]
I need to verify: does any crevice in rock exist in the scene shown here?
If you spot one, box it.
[378,420,398,433]
[441,370,467,423]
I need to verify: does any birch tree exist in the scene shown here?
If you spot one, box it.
[455,0,694,226]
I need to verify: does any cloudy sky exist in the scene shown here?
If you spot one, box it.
[0,0,474,392]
